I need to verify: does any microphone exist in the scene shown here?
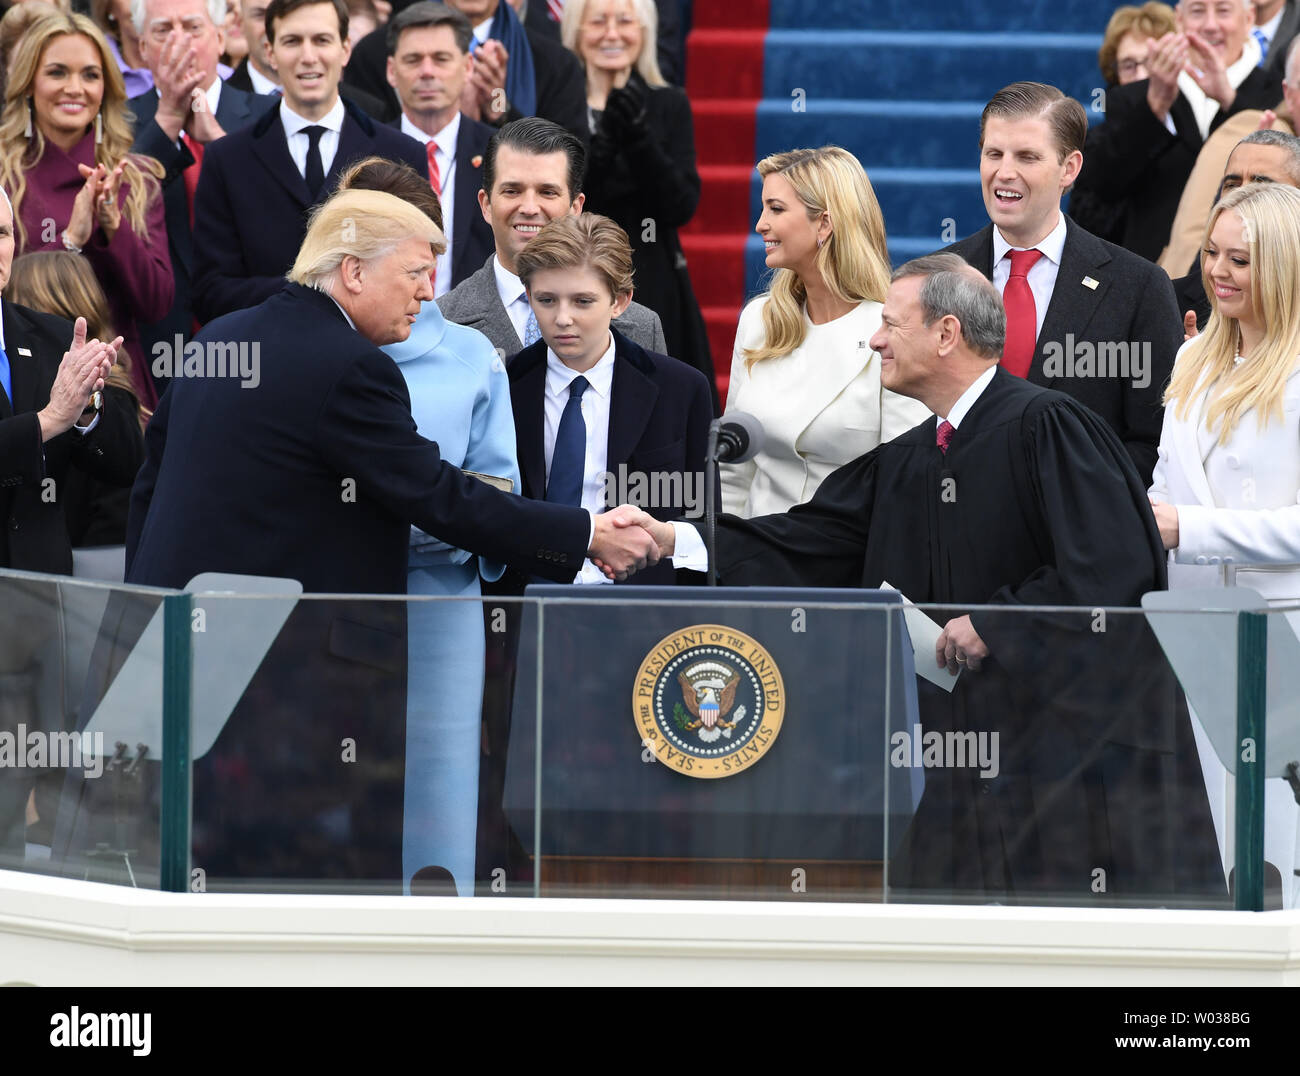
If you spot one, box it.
[711,413,765,464]
[703,413,765,587]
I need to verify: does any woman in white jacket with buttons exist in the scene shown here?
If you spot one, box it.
[720,147,930,517]
[1149,182,1300,906]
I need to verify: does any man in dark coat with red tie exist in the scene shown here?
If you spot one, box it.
[940,82,1183,487]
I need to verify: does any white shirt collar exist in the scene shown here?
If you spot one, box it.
[0,297,6,350]
[473,15,494,44]
[401,111,461,156]
[992,211,1068,267]
[545,332,616,400]
[492,254,527,307]
[943,365,998,428]
[324,289,357,331]
[1262,8,1285,40]
[279,95,345,138]
[247,62,280,96]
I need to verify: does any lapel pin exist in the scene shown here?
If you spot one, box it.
[471,155,483,168]
[1082,276,1099,290]
[17,347,31,356]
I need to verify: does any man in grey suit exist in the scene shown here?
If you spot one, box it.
[437,117,665,359]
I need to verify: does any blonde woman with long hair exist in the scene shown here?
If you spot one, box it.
[720,146,929,516]
[1149,181,1300,907]
[0,11,172,408]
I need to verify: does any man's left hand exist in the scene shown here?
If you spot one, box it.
[936,615,989,675]
[1183,30,1236,110]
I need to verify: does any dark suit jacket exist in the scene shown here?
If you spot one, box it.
[507,328,713,587]
[343,22,587,140]
[585,74,714,399]
[129,83,276,357]
[121,283,596,885]
[386,112,495,288]
[0,302,143,574]
[942,218,1182,484]
[191,97,427,321]
[1072,66,1283,260]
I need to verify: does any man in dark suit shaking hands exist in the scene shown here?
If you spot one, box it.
[125,189,658,885]
[942,81,1183,485]
[191,0,428,322]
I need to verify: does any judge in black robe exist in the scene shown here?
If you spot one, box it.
[634,256,1224,905]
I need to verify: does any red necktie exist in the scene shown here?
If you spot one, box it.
[426,140,442,195]
[1001,248,1043,379]
[547,0,564,20]
[936,419,954,454]
[181,132,204,230]
[426,141,442,292]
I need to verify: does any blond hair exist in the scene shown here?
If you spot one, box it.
[745,146,890,368]
[560,0,666,89]
[1165,183,1300,444]
[0,12,164,250]
[288,188,444,290]
[514,213,633,298]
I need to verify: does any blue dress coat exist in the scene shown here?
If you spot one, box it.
[384,301,521,895]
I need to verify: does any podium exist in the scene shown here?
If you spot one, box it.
[504,587,921,900]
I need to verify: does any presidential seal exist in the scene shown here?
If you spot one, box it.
[633,625,785,779]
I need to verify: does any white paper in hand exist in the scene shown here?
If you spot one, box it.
[880,581,961,692]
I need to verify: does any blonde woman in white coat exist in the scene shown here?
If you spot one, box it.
[1149,181,1300,907]
[721,147,930,517]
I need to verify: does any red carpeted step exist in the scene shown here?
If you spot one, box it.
[686,29,767,100]
[692,0,769,30]
[684,164,754,236]
[691,101,759,169]
[681,233,747,309]
[703,306,742,407]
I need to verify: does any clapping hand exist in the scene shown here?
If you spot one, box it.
[1182,30,1236,110]
[601,79,648,143]
[462,40,510,124]
[67,162,125,247]
[37,317,123,442]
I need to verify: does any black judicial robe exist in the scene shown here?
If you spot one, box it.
[714,368,1224,903]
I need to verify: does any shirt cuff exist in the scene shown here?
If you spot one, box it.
[670,521,709,571]
[72,412,100,435]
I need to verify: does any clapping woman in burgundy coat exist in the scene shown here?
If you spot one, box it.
[0,11,170,408]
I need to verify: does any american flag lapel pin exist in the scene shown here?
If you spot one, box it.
[1082,276,1099,290]
[17,347,31,356]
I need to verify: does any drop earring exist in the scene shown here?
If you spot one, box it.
[24,98,32,139]
[95,113,103,144]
